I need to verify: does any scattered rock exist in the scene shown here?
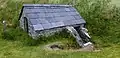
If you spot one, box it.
[80,44,94,51]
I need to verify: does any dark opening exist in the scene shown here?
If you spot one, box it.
[74,26,89,43]
[50,44,63,50]
[24,17,29,33]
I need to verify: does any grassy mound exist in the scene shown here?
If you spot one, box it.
[0,0,120,48]
[0,0,120,58]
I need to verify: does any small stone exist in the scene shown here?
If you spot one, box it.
[80,44,94,51]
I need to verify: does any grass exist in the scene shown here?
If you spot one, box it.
[0,39,120,58]
[0,0,120,58]
[112,0,120,7]
[0,38,120,58]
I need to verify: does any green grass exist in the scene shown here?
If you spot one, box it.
[0,39,120,58]
[0,0,120,58]
[112,0,120,7]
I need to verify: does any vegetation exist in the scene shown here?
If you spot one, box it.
[75,0,120,47]
[0,0,120,58]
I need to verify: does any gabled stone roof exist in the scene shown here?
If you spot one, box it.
[19,4,86,31]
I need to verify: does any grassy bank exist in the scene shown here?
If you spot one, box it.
[0,0,120,58]
[0,39,120,58]
[112,0,120,7]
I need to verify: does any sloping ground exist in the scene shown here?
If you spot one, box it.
[0,39,120,58]
[0,0,120,58]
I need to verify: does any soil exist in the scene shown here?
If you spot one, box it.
[42,42,100,52]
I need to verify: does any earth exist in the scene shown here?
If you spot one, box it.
[42,42,100,52]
